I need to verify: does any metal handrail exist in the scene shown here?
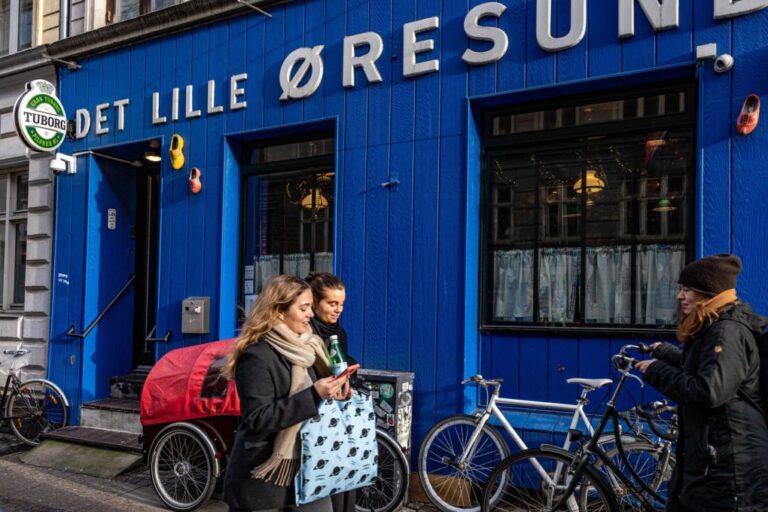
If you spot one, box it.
[144,325,173,343]
[66,274,136,339]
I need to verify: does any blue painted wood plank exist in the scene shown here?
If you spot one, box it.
[555,0,587,83]
[577,337,612,415]
[283,1,306,125]
[303,0,327,120]
[226,17,248,133]
[339,146,366,363]
[586,0,620,77]
[487,333,520,399]
[497,0,526,92]
[439,0,467,138]
[731,12,768,310]
[386,141,414,370]
[548,337,579,405]
[467,0,498,96]
[389,0,415,144]
[323,0,347,120]
[435,134,465,417]
[244,14,265,130]
[656,0,693,66]
[366,0,392,146]
[525,0,555,87]
[620,1,656,72]
[344,0,370,149]
[694,3,732,257]
[126,45,145,141]
[362,143,389,369]
[414,0,442,139]
[519,335,549,401]
[411,137,441,434]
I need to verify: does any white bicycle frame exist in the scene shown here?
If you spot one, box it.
[456,381,601,467]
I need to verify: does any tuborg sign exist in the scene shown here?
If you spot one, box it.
[14,80,68,152]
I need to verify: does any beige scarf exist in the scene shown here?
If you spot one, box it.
[250,323,331,485]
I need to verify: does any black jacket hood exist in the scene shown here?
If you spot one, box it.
[718,302,768,335]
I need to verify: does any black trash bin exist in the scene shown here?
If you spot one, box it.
[358,369,415,452]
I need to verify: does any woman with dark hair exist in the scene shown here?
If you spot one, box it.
[636,254,768,512]
[305,272,358,512]
[222,275,348,512]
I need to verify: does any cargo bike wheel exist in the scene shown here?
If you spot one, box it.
[355,429,410,512]
[149,422,219,512]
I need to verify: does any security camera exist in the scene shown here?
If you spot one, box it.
[49,153,76,175]
[714,53,734,74]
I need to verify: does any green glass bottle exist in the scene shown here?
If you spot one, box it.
[328,335,348,376]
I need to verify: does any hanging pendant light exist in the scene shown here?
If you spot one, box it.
[652,198,677,212]
[573,169,606,194]
[301,190,329,210]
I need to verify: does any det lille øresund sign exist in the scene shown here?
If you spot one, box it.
[14,80,68,152]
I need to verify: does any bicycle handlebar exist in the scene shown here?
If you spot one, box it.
[461,374,504,388]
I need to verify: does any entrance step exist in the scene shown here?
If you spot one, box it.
[80,398,142,435]
[21,436,143,478]
[109,370,149,400]
[42,426,143,453]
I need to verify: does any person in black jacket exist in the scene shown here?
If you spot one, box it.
[306,272,357,512]
[635,254,768,512]
[222,275,348,512]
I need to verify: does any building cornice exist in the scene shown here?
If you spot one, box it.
[0,46,55,81]
[47,0,281,62]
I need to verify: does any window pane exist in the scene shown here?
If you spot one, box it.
[15,174,28,212]
[635,244,685,326]
[538,247,580,324]
[117,0,140,21]
[13,222,26,304]
[0,227,4,298]
[17,0,32,50]
[0,0,9,55]
[0,177,7,214]
[242,168,334,305]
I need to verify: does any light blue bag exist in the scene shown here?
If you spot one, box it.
[295,393,378,505]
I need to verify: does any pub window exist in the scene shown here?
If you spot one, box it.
[240,136,335,315]
[0,171,28,309]
[483,85,695,330]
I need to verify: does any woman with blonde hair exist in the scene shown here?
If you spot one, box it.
[223,275,347,512]
[636,254,768,511]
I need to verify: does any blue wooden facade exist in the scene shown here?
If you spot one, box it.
[49,0,768,454]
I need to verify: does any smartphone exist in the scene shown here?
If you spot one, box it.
[333,363,360,380]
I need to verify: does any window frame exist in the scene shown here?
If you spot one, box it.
[480,82,697,336]
[0,0,35,56]
[0,170,28,310]
[238,133,336,315]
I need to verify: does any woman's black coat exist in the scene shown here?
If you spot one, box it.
[223,340,320,511]
[644,304,768,512]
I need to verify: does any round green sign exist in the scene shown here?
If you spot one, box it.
[14,80,68,152]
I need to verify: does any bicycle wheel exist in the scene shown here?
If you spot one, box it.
[356,431,409,512]
[419,415,510,512]
[594,441,675,512]
[149,425,217,511]
[482,448,619,512]
[6,379,68,446]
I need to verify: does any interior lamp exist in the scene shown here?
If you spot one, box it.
[652,198,677,212]
[144,151,162,162]
[301,190,329,210]
[573,169,606,194]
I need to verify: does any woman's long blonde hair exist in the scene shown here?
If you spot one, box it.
[222,275,311,379]
[676,289,738,343]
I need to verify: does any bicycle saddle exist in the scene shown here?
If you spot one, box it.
[566,378,612,391]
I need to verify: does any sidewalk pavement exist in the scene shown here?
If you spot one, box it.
[0,430,436,512]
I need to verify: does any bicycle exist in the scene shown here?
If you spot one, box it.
[0,347,69,445]
[480,344,674,512]
[354,378,410,512]
[418,374,664,512]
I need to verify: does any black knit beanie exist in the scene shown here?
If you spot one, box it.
[678,253,742,296]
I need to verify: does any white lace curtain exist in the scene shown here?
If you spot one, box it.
[254,253,334,293]
[493,244,684,325]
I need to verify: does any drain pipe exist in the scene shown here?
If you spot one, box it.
[59,0,70,40]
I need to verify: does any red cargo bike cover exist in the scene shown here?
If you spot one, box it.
[140,339,241,426]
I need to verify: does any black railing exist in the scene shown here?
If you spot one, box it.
[66,274,136,339]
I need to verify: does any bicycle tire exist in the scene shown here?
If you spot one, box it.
[149,425,217,512]
[355,430,409,512]
[419,414,510,512]
[481,447,619,512]
[6,379,68,446]
[593,440,675,512]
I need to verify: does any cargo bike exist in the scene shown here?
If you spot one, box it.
[140,339,409,512]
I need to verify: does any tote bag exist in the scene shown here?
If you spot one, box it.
[295,392,378,505]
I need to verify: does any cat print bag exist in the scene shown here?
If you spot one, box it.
[295,392,378,505]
